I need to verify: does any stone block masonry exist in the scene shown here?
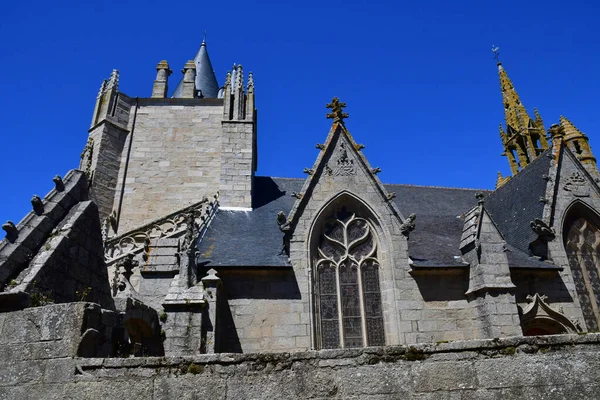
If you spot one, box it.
[116,100,224,232]
[0,332,598,399]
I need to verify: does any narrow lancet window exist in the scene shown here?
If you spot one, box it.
[314,207,385,349]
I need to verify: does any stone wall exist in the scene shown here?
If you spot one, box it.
[0,332,599,399]
[116,99,224,232]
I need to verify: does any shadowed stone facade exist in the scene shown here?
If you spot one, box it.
[2,41,600,398]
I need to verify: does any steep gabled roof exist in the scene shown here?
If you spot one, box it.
[197,178,486,268]
[485,148,552,254]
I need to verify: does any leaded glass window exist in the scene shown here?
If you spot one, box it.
[314,209,385,349]
[565,216,600,331]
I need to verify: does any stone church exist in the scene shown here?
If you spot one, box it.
[1,39,600,397]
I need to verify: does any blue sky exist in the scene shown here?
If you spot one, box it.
[1,0,599,228]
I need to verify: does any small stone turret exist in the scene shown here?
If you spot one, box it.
[86,69,133,223]
[560,115,599,179]
[152,60,172,98]
[220,64,257,209]
[180,60,196,99]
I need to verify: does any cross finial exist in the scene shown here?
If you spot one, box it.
[326,97,349,122]
[492,45,500,64]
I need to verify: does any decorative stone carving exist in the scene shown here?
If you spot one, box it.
[326,97,349,123]
[80,137,94,183]
[2,221,17,242]
[315,143,325,150]
[521,293,581,335]
[104,194,218,264]
[112,254,140,298]
[52,175,64,191]
[400,214,416,236]
[530,218,555,240]
[563,171,590,197]
[475,192,485,204]
[539,196,548,203]
[276,211,291,232]
[387,192,396,200]
[303,168,314,175]
[325,142,356,176]
[31,195,44,215]
[291,192,302,199]
[355,144,365,150]
[371,167,381,174]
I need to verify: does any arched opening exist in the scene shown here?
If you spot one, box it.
[523,318,568,336]
[563,202,600,331]
[310,194,385,349]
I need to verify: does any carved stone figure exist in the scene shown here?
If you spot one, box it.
[563,171,590,197]
[530,218,555,240]
[400,214,416,236]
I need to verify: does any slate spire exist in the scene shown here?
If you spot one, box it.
[172,37,220,98]
[496,60,548,181]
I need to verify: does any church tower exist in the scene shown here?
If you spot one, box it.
[496,61,548,185]
[81,38,257,235]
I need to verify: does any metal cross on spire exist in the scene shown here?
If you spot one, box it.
[492,45,500,63]
[326,97,349,122]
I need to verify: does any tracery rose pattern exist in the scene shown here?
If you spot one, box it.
[565,217,600,331]
[315,212,384,348]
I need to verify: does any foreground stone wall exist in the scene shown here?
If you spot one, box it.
[1,332,599,399]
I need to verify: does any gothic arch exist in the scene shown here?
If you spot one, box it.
[308,192,389,349]
[562,200,600,331]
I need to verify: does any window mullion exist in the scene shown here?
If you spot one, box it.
[357,261,368,347]
[335,262,344,348]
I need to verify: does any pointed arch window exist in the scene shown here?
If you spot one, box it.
[313,207,385,349]
[564,205,600,331]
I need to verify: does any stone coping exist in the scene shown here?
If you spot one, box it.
[77,333,600,369]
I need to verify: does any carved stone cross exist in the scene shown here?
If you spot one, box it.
[326,97,349,122]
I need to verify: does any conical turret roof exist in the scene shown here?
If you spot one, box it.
[172,39,219,98]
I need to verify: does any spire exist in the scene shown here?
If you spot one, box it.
[495,51,548,178]
[172,37,219,98]
[498,62,530,133]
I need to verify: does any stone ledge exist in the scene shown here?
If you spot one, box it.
[74,333,600,371]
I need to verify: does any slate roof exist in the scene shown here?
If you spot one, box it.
[198,177,300,267]
[485,149,552,255]
[172,40,220,99]
[386,184,486,267]
[197,177,488,268]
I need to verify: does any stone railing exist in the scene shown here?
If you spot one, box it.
[104,193,219,265]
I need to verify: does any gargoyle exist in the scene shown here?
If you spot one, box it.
[400,214,416,236]
[277,211,290,232]
[530,218,555,240]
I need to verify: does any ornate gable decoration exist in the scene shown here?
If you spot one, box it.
[325,141,356,176]
[563,171,590,197]
[282,97,406,237]
[521,293,581,334]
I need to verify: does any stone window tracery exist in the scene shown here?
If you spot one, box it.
[564,212,600,331]
[313,207,385,349]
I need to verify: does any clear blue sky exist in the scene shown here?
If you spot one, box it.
[1,0,599,229]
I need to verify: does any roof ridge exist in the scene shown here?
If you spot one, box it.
[261,176,493,191]
[383,183,492,191]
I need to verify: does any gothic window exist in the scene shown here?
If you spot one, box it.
[564,210,600,331]
[313,207,385,349]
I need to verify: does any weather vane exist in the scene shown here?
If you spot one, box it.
[492,45,500,63]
